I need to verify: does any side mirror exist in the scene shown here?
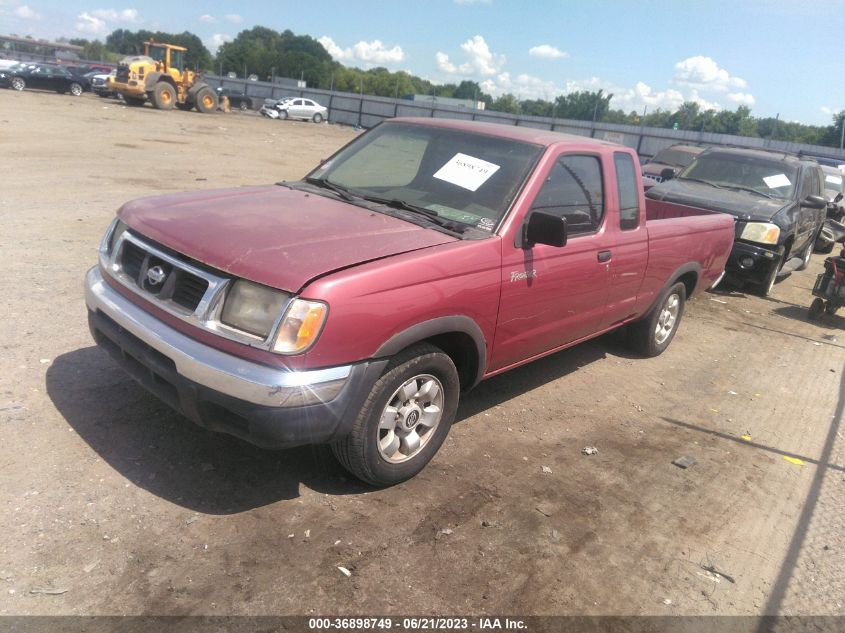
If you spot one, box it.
[660,167,675,182]
[519,211,567,249]
[804,194,828,210]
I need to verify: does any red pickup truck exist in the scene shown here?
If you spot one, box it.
[85,118,734,485]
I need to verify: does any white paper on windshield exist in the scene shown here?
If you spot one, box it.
[763,174,791,189]
[825,174,842,185]
[433,153,500,192]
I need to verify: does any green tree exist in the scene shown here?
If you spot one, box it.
[105,29,212,70]
[489,93,521,114]
[554,89,613,121]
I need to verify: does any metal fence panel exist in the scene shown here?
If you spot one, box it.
[203,75,845,160]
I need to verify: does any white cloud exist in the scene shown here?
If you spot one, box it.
[199,14,216,23]
[90,8,139,22]
[224,13,242,24]
[820,106,841,116]
[727,92,755,106]
[205,33,232,54]
[76,12,108,34]
[14,5,41,19]
[436,35,505,77]
[318,36,405,65]
[528,44,568,60]
[673,55,747,92]
[480,71,561,100]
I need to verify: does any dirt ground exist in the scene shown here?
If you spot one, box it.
[0,90,843,620]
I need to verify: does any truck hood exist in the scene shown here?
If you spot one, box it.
[117,185,457,292]
[646,179,789,222]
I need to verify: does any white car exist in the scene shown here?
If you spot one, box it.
[276,97,328,123]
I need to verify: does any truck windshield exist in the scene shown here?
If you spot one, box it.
[306,122,543,232]
[679,154,798,200]
[652,148,698,168]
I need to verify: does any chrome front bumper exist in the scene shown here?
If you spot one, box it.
[85,266,350,408]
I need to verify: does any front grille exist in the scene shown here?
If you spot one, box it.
[116,65,130,83]
[113,232,217,314]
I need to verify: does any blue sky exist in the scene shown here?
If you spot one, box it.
[2,0,843,125]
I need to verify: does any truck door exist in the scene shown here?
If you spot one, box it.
[490,151,614,371]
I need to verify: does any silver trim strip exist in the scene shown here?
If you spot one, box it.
[85,266,351,407]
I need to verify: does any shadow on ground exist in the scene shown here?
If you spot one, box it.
[47,337,618,514]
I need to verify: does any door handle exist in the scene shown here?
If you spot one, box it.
[597,250,612,262]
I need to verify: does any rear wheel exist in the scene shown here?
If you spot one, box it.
[152,82,176,110]
[69,82,83,97]
[312,112,323,123]
[11,77,25,91]
[195,87,218,113]
[808,298,825,320]
[331,343,459,486]
[629,282,686,357]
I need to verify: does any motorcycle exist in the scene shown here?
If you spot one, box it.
[808,219,845,320]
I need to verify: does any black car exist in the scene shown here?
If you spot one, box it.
[646,147,827,296]
[1,63,90,96]
[215,87,254,111]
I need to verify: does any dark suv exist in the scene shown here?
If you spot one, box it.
[646,147,827,295]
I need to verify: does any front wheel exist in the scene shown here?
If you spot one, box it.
[279,109,288,120]
[808,298,824,320]
[69,82,83,97]
[11,77,25,91]
[796,240,813,271]
[195,87,218,113]
[756,255,783,297]
[152,82,176,110]
[629,282,686,357]
[331,343,460,486]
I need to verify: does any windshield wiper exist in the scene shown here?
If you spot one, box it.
[303,176,356,202]
[360,195,467,234]
[723,185,776,199]
[677,177,727,190]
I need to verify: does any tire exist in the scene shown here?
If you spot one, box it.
[756,255,783,297]
[629,282,686,357]
[195,87,217,113]
[279,109,288,120]
[123,96,145,107]
[152,82,176,110]
[808,298,824,320]
[331,343,460,486]
[825,302,839,316]
[11,77,25,91]
[796,240,814,271]
[239,100,249,112]
[69,82,83,97]
[312,112,323,123]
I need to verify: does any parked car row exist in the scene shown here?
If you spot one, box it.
[0,62,91,96]
[259,96,327,123]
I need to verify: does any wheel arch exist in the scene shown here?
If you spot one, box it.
[374,316,487,391]
[641,263,700,319]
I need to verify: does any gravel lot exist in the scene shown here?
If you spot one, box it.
[1,90,843,619]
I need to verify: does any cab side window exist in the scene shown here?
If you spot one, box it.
[530,154,604,236]
[614,152,641,230]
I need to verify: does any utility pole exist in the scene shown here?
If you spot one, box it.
[840,114,844,150]
[771,112,780,140]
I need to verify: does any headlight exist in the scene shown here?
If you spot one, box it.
[272,299,328,354]
[740,222,780,245]
[221,280,288,338]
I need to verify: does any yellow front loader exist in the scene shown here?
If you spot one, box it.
[108,40,218,113]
